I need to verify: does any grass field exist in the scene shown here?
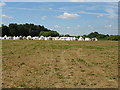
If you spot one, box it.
[2,40,118,88]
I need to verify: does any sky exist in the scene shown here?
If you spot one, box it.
[0,0,120,2]
[0,2,119,35]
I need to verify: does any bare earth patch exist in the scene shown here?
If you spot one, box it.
[2,40,118,88]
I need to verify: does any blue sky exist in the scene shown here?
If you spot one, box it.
[0,2,118,35]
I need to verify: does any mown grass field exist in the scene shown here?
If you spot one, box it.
[2,40,118,88]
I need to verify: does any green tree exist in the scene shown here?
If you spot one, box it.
[39,31,59,37]
[2,25,10,36]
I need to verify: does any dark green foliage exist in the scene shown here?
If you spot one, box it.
[1,23,57,37]
[106,35,120,41]
[2,25,10,36]
[82,35,88,39]
[82,32,120,41]
[85,32,108,39]
[39,31,59,37]
[64,34,70,37]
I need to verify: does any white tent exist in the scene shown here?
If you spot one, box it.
[85,38,91,41]
[78,37,84,41]
[26,35,32,40]
[3,35,7,39]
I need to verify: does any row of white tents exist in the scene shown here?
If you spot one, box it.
[0,35,98,41]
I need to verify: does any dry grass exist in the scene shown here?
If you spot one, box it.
[2,40,118,88]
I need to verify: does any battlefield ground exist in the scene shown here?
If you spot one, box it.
[2,40,118,88]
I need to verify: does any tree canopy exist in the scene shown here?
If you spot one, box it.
[39,31,59,37]
[81,32,120,41]
[1,23,52,37]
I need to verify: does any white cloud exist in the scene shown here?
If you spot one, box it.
[54,25,60,28]
[56,12,80,19]
[105,9,117,19]
[79,11,105,17]
[41,16,47,20]
[1,0,119,2]
[0,14,13,18]
[1,0,68,2]
[88,25,94,29]
[79,9,117,19]
[105,24,112,28]
[71,0,85,1]
[70,0,119,2]
[58,8,66,11]
[77,25,80,28]
[66,26,71,29]
[97,14,104,17]
[48,8,53,10]
[0,2,6,7]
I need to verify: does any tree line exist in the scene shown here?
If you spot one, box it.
[1,23,59,37]
[1,23,119,41]
[81,32,120,41]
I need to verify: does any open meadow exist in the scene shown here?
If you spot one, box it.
[2,40,118,88]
